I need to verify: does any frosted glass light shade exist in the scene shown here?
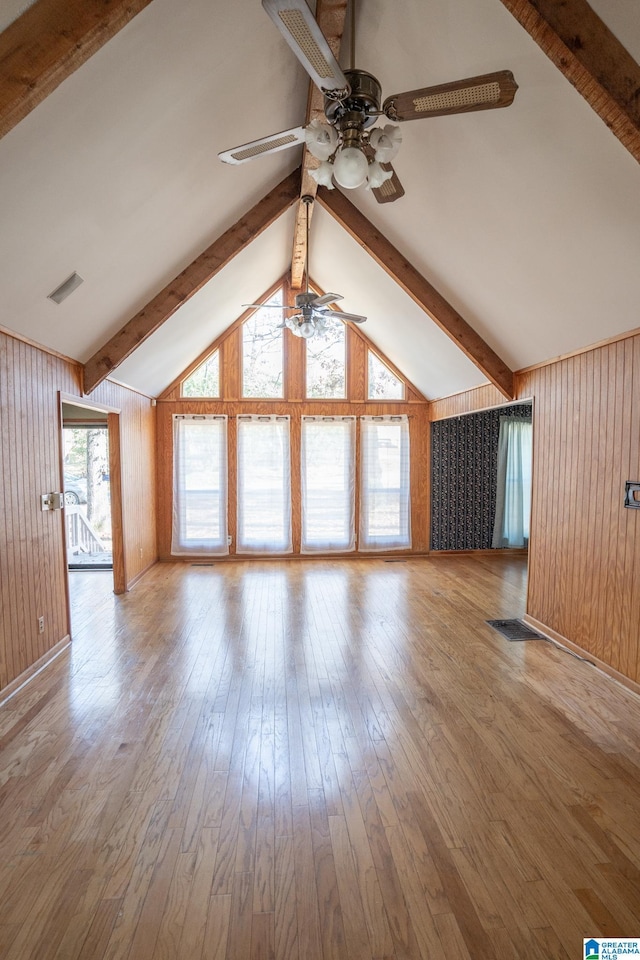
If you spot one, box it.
[370,124,402,163]
[286,317,317,338]
[298,321,316,338]
[367,161,393,189]
[305,119,338,161]
[310,161,335,188]
[332,147,369,188]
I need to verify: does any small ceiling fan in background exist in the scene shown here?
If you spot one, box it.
[243,194,366,338]
[219,0,518,203]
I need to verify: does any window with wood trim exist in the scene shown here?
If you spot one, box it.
[360,416,411,551]
[171,415,228,555]
[368,350,405,400]
[181,350,220,397]
[242,290,285,398]
[305,316,346,399]
[301,416,355,553]
[237,415,292,554]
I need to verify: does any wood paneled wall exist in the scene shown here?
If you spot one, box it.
[430,383,509,421]
[157,321,430,559]
[0,330,156,693]
[92,380,157,584]
[520,337,640,685]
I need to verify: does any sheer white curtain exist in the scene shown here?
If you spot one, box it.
[171,415,228,555]
[301,416,355,553]
[359,415,411,551]
[492,418,533,548]
[237,415,292,554]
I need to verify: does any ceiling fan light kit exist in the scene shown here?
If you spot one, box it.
[218,0,518,203]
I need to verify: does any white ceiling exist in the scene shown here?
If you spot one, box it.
[1,0,639,399]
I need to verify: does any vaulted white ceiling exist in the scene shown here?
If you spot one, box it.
[1,0,639,400]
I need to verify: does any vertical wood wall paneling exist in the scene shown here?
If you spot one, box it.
[615,338,636,678]
[631,337,640,683]
[0,328,156,692]
[430,383,508,420]
[0,334,75,689]
[91,379,157,586]
[521,335,640,686]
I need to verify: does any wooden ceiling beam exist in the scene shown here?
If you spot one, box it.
[317,187,514,399]
[0,0,154,141]
[290,0,348,289]
[498,0,640,164]
[83,170,301,394]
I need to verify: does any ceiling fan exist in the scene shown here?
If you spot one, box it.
[219,0,518,203]
[243,195,366,338]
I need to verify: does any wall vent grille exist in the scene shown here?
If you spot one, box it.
[48,272,83,304]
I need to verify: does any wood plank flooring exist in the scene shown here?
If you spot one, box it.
[1,556,640,959]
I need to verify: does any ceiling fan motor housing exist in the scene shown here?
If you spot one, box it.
[295,292,320,308]
[324,69,382,130]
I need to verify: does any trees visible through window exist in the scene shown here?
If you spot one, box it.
[242,290,285,398]
[301,417,355,552]
[182,350,220,397]
[368,351,404,400]
[306,316,346,398]
[360,416,411,550]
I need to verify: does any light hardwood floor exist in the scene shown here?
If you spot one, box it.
[1,556,639,959]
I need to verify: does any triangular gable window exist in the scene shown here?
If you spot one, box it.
[182,350,220,397]
[367,350,405,400]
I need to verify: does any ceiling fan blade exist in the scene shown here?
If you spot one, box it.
[312,292,343,307]
[330,310,367,324]
[371,163,405,204]
[262,0,348,95]
[383,70,518,122]
[219,125,306,165]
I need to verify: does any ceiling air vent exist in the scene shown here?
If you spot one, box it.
[48,272,84,304]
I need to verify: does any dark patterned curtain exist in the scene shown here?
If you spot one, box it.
[431,404,532,551]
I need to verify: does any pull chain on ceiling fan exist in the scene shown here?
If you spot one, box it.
[242,195,367,338]
[219,0,518,203]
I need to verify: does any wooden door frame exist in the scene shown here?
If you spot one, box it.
[58,393,127,610]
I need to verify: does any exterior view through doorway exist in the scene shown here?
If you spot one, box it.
[63,418,113,570]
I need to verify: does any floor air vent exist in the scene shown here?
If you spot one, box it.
[486,619,545,641]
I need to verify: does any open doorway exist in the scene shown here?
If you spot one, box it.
[430,400,533,552]
[60,397,126,610]
[62,409,113,569]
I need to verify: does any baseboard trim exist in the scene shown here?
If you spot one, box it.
[523,615,640,698]
[0,636,71,708]
[126,559,157,590]
[431,548,528,557]
[158,553,431,563]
